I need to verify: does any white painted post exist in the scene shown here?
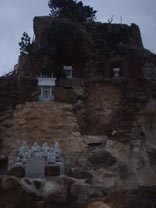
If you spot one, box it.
[41,86,43,97]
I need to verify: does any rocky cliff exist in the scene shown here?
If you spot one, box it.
[1,15,156,208]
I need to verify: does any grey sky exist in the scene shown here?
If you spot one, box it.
[0,0,156,76]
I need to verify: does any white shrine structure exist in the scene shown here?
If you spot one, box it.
[112,68,121,77]
[63,66,73,78]
[37,74,56,102]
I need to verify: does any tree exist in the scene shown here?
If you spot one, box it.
[19,32,32,53]
[48,0,96,22]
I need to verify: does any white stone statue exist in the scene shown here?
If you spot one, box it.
[42,142,47,150]
[47,152,56,164]
[42,142,50,151]
[43,148,48,157]
[50,147,54,153]
[32,142,40,153]
[15,156,23,165]
[54,142,61,155]
[42,143,50,158]
[19,141,29,155]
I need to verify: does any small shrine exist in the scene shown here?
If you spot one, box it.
[112,68,121,77]
[37,74,56,102]
[8,141,64,178]
[63,66,73,78]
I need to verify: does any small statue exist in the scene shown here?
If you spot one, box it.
[15,156,22,165]
[54,142,61,155]
[42,142,49,151]
[19,141,29,156]
[32,142,40,153]
[47,152,56,164]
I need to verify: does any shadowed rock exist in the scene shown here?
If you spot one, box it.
[88,150,117,169]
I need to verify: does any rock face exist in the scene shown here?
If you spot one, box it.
[1,14,156,208]
[106,187,156,208]
[88,150,117,168]
[42,177,74,204]
[86,201,111,208]
[80,83,121,134]
[1,176,156,208]
[2,102,84,153]
[0,102,86,155]
[1,101,156,188]
[0,176,36,208]
[70,181,106,205]
[33,16,54,51]
[0,176,106,208]
[33,17,143,51]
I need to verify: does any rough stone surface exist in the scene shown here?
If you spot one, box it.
[86,201,111,208]
[1,15,156,208]
[8,166,25,177]
[1,102,86,155]
[88,150,117,169]
[70,181,106,205]
[0,176,35,208]
[1,176,20,190]
[0,174,156,208]
[42,176,74,204]
[80,84,121,135]
[70,170,93,180]
[106,187,156,208]
[0,176,75,207]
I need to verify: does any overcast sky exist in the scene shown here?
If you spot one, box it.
[0,0,156,76]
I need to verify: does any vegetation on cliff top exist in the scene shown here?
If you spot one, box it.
[19,32,32,54]
[48,0,97,22]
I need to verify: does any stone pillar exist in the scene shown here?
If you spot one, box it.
[50,87,52,97]
[41,86,43,97]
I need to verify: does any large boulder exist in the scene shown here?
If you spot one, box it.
[70,181,106,205]
[8,166,25,177]
[0,176,35,208]
[1,176,20,190]
[88,150,117,169]
[21,178,43,197]
[42,176,75,204]
[106,187,156,208]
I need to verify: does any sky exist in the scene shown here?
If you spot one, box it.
[0,0,156,76]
